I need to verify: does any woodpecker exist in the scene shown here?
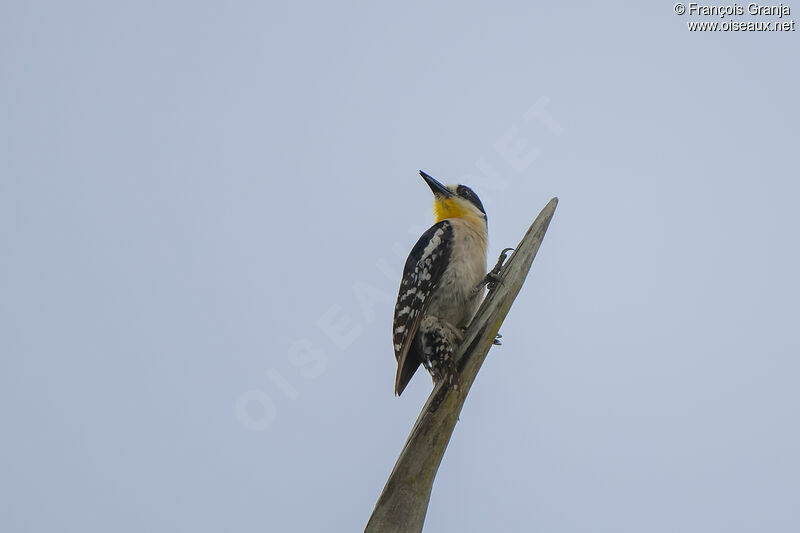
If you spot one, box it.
[392,171,489,396]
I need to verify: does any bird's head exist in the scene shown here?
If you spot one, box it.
[420,170,486,225]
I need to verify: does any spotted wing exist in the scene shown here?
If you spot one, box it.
[393,220,453,395]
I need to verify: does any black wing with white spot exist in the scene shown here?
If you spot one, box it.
[393,220,453,395]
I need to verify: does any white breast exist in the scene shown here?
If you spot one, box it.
[427,217,488,328]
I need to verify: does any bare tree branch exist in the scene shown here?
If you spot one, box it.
[365,197,559,533]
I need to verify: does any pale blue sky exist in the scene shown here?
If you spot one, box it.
[2,2,798,532]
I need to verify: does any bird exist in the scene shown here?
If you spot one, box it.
[392,170,489,396]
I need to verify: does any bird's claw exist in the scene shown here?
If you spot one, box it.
[485,272,503,292]
[486,247,514,292]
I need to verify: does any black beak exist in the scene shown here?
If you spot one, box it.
[419,170,452,197]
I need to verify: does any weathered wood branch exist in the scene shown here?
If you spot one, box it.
[365,197,559,533]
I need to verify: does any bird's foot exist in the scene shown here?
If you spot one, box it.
[488,247,514,291]
[475,247,514,295]
[472,271,502,297]
[493,333,503,346]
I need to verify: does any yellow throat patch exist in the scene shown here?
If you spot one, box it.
[434,198,470,223]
